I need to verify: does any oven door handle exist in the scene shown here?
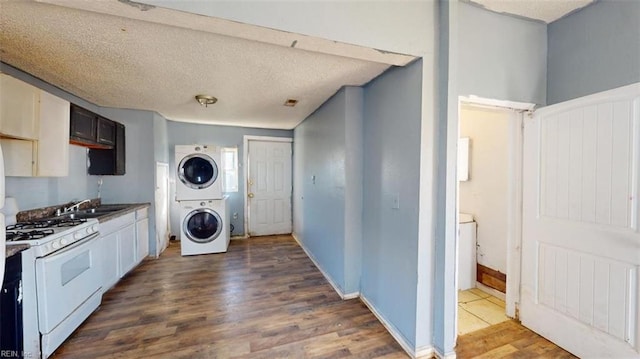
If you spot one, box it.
[44,232,100,258]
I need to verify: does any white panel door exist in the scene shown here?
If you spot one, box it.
[248,139,292,236]
[521,84,640,358]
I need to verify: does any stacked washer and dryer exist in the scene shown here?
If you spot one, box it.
[175,145,230,256]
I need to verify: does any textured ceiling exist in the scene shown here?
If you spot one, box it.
[469,0,595,23]
[0,1,414,129]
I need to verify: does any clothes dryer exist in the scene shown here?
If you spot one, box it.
[175,144,223,200]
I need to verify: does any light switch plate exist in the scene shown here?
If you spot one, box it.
[392,193,400,209]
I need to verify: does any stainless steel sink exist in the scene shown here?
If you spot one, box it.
[78,206,128,214]
[56,212,103,220]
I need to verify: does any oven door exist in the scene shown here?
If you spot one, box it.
[35,233,102,333]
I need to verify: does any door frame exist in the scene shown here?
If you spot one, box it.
[243,135,293,237]
[455,96,535,323]
[154,161,170,257]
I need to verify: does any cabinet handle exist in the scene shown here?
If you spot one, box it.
[18,280,23,304]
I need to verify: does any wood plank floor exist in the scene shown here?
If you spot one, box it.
[456,320,577,359]
[52,235,575,358]
[52,235,407,358]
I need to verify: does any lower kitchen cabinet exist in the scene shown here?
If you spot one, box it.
[99,212,135,292]
[101,231,119,291]
[135,208,149,264]
[117,224,137,278]
[99,206,150,293]
[0,253,23,355]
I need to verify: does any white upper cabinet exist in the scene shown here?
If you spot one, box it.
[0,73,40,140]
[37,91,70,176]
[0,73,70,177]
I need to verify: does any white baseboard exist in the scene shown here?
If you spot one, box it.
[433,347,457,359]
[291,233,359,300]
[475,282,506,301]
[231,234,249,240]
[360,295,434,359]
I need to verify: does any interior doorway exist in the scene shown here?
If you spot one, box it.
[455,96,533,339]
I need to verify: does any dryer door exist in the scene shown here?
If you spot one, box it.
[183,208,223,243]
[178,154,218,189]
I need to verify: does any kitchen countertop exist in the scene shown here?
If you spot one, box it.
[6,244,30,258]
[93,203,150,222]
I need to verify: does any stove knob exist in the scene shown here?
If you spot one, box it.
[74,232,82,240]
[91,225,99,232]
[86,227,92,234]
[52,241,61,249]
[61,238,68,245]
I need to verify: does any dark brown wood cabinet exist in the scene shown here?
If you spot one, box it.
[88,122,125,175]
[70,104,97,143]
[70,104,126,175]
[96,116,116,146]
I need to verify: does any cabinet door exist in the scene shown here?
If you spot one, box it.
[114,122,125,175]
[0,139,34,176]
[136,217,149,263]
[70,104,96,142]
[87,122,125,176]
[96,117,115,146]
[0,74,39,140]
[101,231,119,292]
[117,224,137,278]
[37,91,70,177]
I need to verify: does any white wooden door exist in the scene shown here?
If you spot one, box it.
[155,162,170,256]
[247,139,292,236]
[521,84,640,357]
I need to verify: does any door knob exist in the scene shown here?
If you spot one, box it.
[248,193,255,198]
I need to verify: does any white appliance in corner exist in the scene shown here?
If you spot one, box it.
[458,213,477,290]
[0,143,5,288]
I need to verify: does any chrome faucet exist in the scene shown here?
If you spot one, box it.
[58,199,92,215]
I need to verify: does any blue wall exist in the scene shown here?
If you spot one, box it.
[166,121,292,236]
[97,108,159,254]
[547,0,640,104]
[432,3,548,355]
[361,60,423,347]
[457,2,547,104]
[293,86,363,296]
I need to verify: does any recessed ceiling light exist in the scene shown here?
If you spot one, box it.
[195,95,217,107]
[284,99,298,107]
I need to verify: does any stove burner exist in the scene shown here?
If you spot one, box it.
[6,229,55,242]
[7,218,87,230]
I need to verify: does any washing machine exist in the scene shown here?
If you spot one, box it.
[175,144,223,200]
[180,197,230,256]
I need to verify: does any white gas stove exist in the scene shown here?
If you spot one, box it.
[6,217,99,257]
[5,216,102,358]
